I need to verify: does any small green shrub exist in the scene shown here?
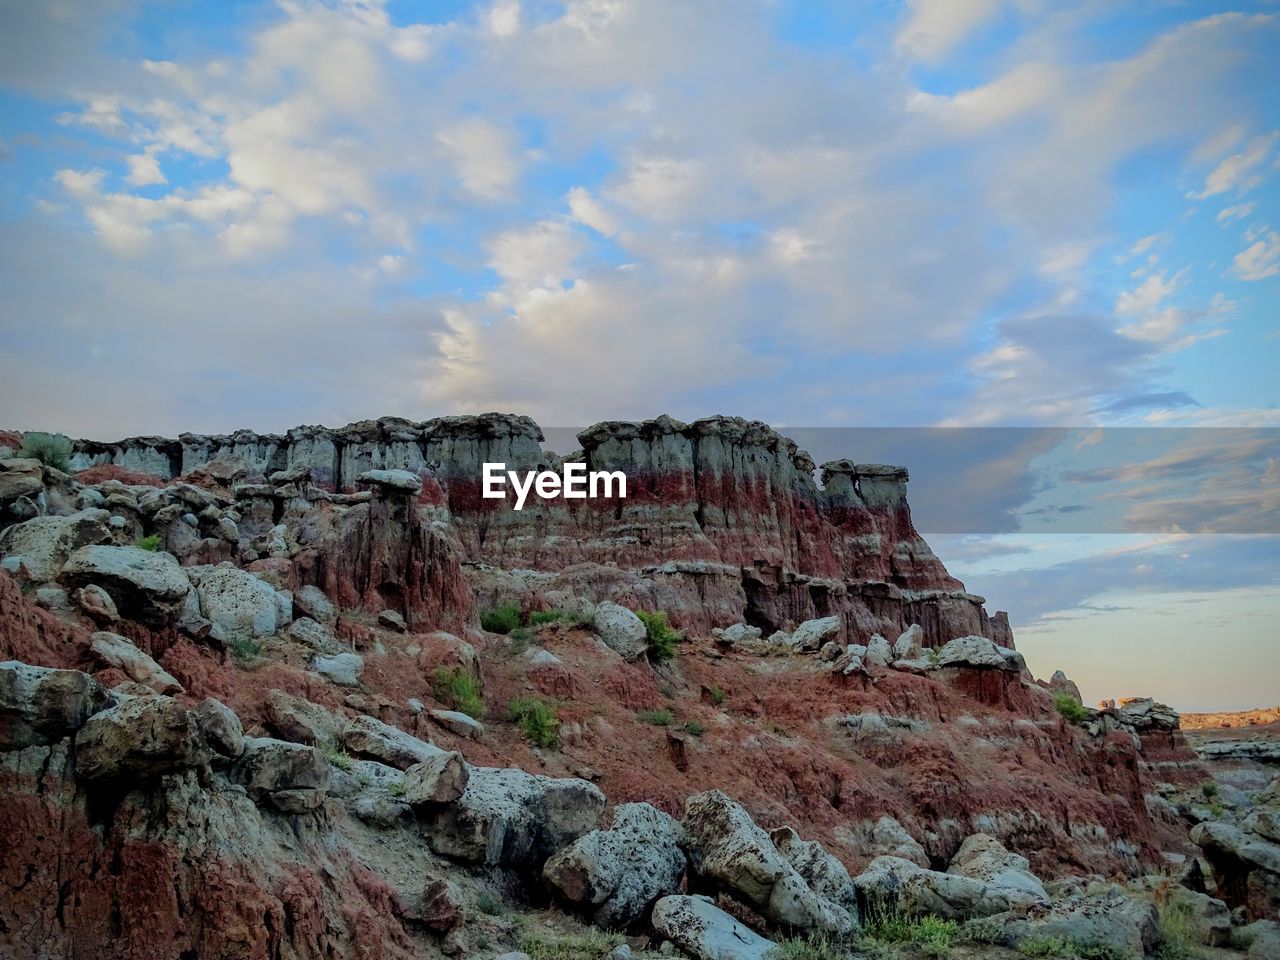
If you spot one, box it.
[506,626,534,654]
[138,534,162,551]
[520,928,624,960]
[1018,935,1077,958]
[1153,894,1207,959]
[961,917,1004,945]
[474,890,504,916]
[684,720,706,736]
[528,608,586,627]
[18,431,72,472]
[433,667,484,719]
[1199,781,1218,799]
[636,609,682,661]
[1055,692,1090,725]
[229,636,263,667]
[659,682,676,699]
[766,933,852,960]
[320,743,354,771]
[863,905,958,956]
[639,708,673,726]
[479,603,522,634]
[508,696,560,747]
[709,686,727,706]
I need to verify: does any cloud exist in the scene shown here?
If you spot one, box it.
[437,117,521,201]
[1100,392,1200,414]
[1216,202,1255,224]
[1195,131,1278,198]
[895,0,1004,63]
[124,152,165,187]
[1232,227,1280,281]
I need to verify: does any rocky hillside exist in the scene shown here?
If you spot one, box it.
[1,415,1277,960]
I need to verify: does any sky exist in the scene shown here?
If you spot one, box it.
[0,0,1277,710]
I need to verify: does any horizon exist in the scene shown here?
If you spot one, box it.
[2,1,1278,712]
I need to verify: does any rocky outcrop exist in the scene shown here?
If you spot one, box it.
[651,895,774,960]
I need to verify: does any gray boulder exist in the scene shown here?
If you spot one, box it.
[592,602,649,661]
[979,889,1158,957]
[853,855,1031,921]
[89,631,183,694]
[314,651,364,686]
[196,563,291,642]
[343,715,442,769]
[75,584,119,624]
[75,695,208,780]
[0,661,108,750]
[426,766,605,870]
[935,635,1008,669]
[357,468,423,493]
[195,697,244,758]
[946,834,1048,905]
[769,825,858,913]
[864,635,893,667]
[233,736,329,813]
[892,624,923,660]
[789,616,841,651]
[0,509,113,582]
[61,544,192,625]
[294,584,337,626]
[650,896,773,960]
[544,802,687,928]
[429,709,484,739]
[401,751,470,806]
[264,689,342,746]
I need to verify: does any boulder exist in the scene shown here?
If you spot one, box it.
[343,714,440,769]
[429,709,484,739]
[592,602,649,661]
[789,616,841,651]
[935,635,1008,669]
[0,458,44,503]
[411,878,465,934]
[682,789,855,934]
[75,695,208,780]
[1239,919,1280,960]
[75,584,119,624]
[769,826,858,913]
[1158,887,1231,947]
[401,751,469,806]
[544,802,687,928]
[294,584,337,626]
[61,544,192,625]
[378,609,407,633]
[89,631,183,694]
[264,689,342,746]
[650,896,773,960]
[314,651,364,686]
[287,616,334,650]
[196,563,290,642]
[1191,820,1280,919]
[712,623,762,646]
[0,509,113,582]
[946,834,1048,905]
[979,889,1158,957]
[233,737,329,813]
[892,624,923,660]
[852,855,1030,921]
[1049,669,1082,704]
[195,697,244,758]
[1118,697,1180,731]
[864,634,892,667]
[0,661,108,750]
[426,766,605,870]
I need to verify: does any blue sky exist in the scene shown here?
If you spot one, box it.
[0,0,1277,709]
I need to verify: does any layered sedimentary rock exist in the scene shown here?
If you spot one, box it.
[57,414,1009,646]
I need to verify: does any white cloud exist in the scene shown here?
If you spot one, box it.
[566,186,618,237]
[908,62,1060,130]
[437,117,520,200]
[1216,202,1255,224]
[54,168,106,200]
[896,0,1004,63]
[1232,227,1280,281]
[486,219,582,290]
[1115,270,1183,318]
[610,154,705,221]
[486,1,521,38]
[1195,131,1278,198]
[125,152,166,186]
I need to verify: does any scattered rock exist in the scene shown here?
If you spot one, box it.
[429,709,484,739]
[892,624,923,659]
[712,623,761,647]
[196,563,291,642]
[75,584,119,624]
[544,801,687,928]
[195,697,244,758]
[75,695,208,780]
[979,889,1158,957]
[287,616,334,650]
[947,833,1048,905]
[0,661,108,750]
[61,544,192,625]
[294,584,337,626]
[591,602,649,661]
[935,635,1009,669]
[0,509,113,583]
[378,609,407,632]
[343,714,440,769]
[401,751,470,806]
[413,878,465,934]
[864,634,892,667]
[233,737,329,813]
[789,616,841,651]
[314,651,364,686]
[650,895,773,960]
[89,631,183,694]
[264,689,342,746]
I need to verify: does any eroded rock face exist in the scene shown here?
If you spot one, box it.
[543,802,686,928]
[196,564,291,642]
[0,660,107,749]
[0,509,114,583]
[75,695,208,781]
[60,544,191,625]
[651,895,773,960]
[233,737,329,813]
[89,631,182,693]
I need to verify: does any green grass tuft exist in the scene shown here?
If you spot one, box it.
[229,636,263,667]
[138,534,162,551]
[638,708,673,726]
[479,603,522,634]
[528,608,587,627]
[709,685,727,705]
[636,608,683,661]
[433,667,485,719]
[1055,692,1090,725]
[474,890,504,916]
[684,720,706,736]
[320,742,354,771]
[766,933,854,960]
[18,431,72,472]
[508,696,560,747]
[520,928,624,960]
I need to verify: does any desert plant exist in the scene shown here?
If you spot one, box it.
[18,431,72,472]
[479,603,522,634]
[1055,692,1090,725]
[766,933,854,960]
[960,917,1004,945]
[528,608,586,627]
[229,636,263,667]
[638,708,673,726]
[1018,935,1077,958]
[862,903,958,956]
[520,928,624,960]
[320,742,354,771]
[137,534,162,551]
[1199,781,1218,799]
[709,686,727,706]
[433,667,484,719]
[684,720,706,736]
[508,696,560,747]
[474,890,504,916]
[1153,892,1208,959]
[636,609,682,661]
